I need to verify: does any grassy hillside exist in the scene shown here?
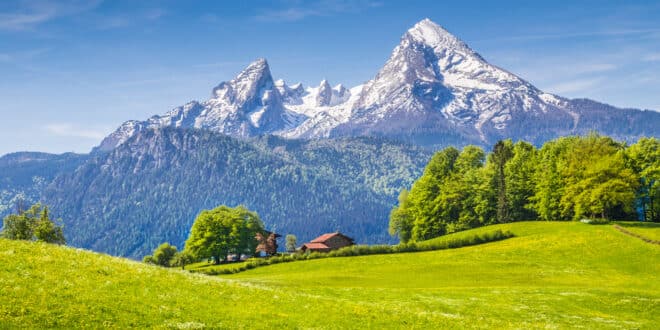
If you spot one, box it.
[1,222,658,328]
[616,221,660,241]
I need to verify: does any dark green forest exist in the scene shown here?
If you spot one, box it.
[389,135,660,243]
[42,128,430,258]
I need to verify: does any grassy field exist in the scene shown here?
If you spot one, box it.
[616,221,660,241]
[1,221,658,328]
[186,227,512,274]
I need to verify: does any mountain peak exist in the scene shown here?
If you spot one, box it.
[247,57,268,69]
[234,58,271,84]
[405,18,471,53]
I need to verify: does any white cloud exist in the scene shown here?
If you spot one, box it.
[644,53,660,62]
[145,8,166,21]
[44,123,109,140]
[0,0,102,31]
[0,11,54,30]
[481,28,660,43]
[255,0,382,22]
[572,63,617,74]
[544,78,604,95]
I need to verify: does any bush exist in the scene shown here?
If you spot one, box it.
[580,218,610,225]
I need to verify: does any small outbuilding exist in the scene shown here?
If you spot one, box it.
[300,232,355,253]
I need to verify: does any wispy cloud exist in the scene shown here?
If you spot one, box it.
[0,0,103,31]
[644,53,660,62]
[0,48,51,68]
[544,78,604,95]
[44,123,109,140]
[255,0,382,22]
[91,7,167,30]
[95,15,130,30]
[481,28,660,43]
[571,63,617,74]
[145,8,166,21]
[191,61,247,69]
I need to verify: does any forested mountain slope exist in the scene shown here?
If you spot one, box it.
[44,128,429,258]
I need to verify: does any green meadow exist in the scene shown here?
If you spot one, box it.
[1,221,658,328]
[616,221,660,241]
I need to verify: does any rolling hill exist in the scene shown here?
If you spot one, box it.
[1,222,658,328]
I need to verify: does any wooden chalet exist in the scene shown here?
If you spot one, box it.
[255,231,281,257]
[300,232,355,253]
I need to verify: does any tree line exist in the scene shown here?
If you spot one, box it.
[144,205,300,268]
[1,203,66,245]
[389,135,659,243]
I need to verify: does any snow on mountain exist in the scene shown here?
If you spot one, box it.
[283,84,363,139]
[329,18,580,144]
[97,18,659,152]
[97,59,307,152]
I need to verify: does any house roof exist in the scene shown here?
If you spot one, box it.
[310,232,354,243]
[262,230,282,238]
[301,242,330,250]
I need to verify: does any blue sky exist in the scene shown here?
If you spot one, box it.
[1,0,659,155]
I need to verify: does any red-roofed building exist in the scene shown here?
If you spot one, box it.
[300,232,355,253]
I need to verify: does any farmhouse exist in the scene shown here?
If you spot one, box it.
[255,231,281,257]
[300,232,355,253]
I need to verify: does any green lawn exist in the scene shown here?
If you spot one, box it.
[616,221,660,241]
[1,221,658,328]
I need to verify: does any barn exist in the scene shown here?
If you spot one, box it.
[300,232,355,253]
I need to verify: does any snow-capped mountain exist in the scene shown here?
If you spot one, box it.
[97,59,307,152]
[98,18,659,152]
[332,18,577,143]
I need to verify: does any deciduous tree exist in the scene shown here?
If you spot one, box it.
[1,203,65,245]
[285,234,297,253]
[184,205,264,264]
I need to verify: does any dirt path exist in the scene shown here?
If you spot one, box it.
[612,225,660,245]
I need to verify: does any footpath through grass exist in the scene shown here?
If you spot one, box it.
[615,221,660,241]
[1,221,658,328]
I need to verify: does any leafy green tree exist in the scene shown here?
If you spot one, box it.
[491,140,514,223]
[33,207,66,244]
[559,134,637,220]
[529,137,575,220]
[453,146,487,231]
[391,134,651,242]
[388,189,413,243]
[171,251,194,269]
[2,212,36,240]
[627,137,660,222]
[285,234,297,253]
[391,146,492,242]
[505,141,538,221]
[407,147,460,241]
[153,243,178,267]
[184,205,264,264]
[1,203,65,244]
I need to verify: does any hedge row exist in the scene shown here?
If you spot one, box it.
[196,229,514,275]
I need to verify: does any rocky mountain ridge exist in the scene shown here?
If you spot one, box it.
[97,18,659,152]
